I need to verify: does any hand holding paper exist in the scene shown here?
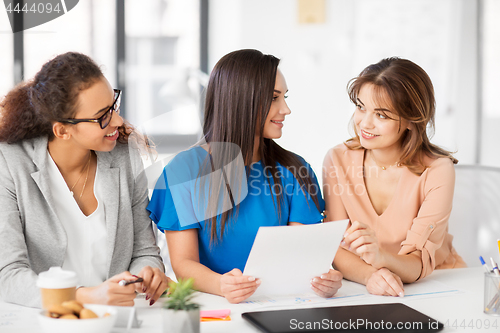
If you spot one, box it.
[311,268,343,298]
[243,220,349,298]
[219,269,261,304]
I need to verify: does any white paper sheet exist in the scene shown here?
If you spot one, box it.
[243,220,349,297]
[401,279,462,299]
[239,278,463,310]
[240,279,368,310]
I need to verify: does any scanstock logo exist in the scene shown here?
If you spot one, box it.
[4,0,79,33]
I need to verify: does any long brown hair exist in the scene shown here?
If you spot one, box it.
[0,52,136,144]
[345,57,458,174]
[201,49,321,243]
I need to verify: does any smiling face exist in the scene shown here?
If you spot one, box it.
[353,83,410,151]
[66,77,124,152]
[262,69,291,139]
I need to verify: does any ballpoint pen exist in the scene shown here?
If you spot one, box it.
[485,258,500,313]
[118,277,144,286]
[480,256,491,273]
[490,258,500,277]
[485,291,500,312]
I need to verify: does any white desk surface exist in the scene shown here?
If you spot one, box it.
[1,267,498,332]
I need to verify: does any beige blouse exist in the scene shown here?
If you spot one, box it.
[323,143,465,280]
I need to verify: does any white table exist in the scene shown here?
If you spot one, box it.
[1,267,498,332]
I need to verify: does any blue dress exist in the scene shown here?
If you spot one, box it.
[147,146,325,275]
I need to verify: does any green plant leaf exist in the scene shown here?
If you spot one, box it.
[163,278,200,310]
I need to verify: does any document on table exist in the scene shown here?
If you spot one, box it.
[243,219,349,298]
[402,279,462,298]
[240,277,463,310]
[241,279,368,310]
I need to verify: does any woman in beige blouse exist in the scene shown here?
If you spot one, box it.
[323,57,466,297]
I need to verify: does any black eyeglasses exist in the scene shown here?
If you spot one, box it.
[58,89,121,129]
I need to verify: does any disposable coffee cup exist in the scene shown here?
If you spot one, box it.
[36,267,78,310]
[484,272,500,316]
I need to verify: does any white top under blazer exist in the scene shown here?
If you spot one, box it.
[0,136,163,308]
[46,151,108,287]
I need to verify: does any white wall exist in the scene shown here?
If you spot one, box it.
[480,0,500,167]
[209,0,481,179]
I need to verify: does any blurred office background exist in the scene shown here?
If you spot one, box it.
[1,0,499,180]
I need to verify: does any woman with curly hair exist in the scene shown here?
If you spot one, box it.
[0,52,169,308]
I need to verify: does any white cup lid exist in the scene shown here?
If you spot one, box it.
[36,267,78,289]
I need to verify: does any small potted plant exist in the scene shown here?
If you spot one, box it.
[162,278,200,333]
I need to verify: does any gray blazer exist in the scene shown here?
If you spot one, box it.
[0,136,164,308]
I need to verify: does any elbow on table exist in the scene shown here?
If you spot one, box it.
[400,251,425,283]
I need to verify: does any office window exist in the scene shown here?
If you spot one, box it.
[23,1,116,82]
[24,2,91,79]
[0,15,14,97]
[125,0,202,153]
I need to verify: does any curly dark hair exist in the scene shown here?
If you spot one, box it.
[0,52,135,144]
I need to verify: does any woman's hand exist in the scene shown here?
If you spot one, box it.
[76,271,138,306]
[220,269,261,304]
[341,221,384,268]
[136,266,171,306]
[366,268,404,297]
[311,269,343,298]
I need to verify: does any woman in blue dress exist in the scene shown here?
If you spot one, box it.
[148,49,342,303]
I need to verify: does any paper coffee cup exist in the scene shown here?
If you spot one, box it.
[37,267,78,310]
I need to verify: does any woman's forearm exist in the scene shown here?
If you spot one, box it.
[375,250,422,283]
[171,259,223,296]
[336,246,422,284]
[333,248,377,285]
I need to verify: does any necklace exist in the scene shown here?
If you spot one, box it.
[78,155,91,200]
[69,152,91,199]
[370,150,401,170]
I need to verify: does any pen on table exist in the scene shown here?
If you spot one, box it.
[480,256,492,273]
[119,278,144,286]
[490,258,500,277]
